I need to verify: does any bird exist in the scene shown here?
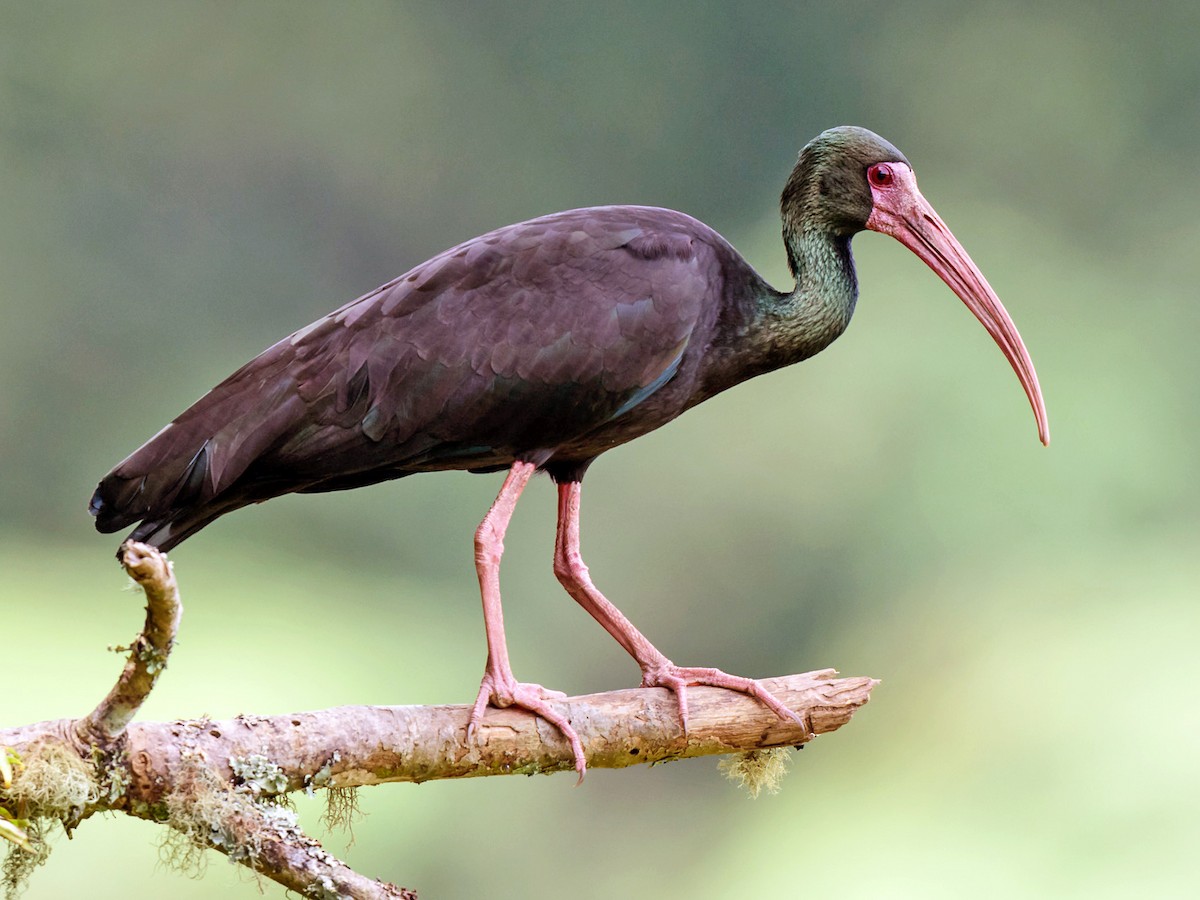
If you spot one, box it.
[90,126,1049,781]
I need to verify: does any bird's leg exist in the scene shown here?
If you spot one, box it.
[467,461,587,782]
[553,480,811,737]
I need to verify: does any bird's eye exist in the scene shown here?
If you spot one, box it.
[868,163,894,187]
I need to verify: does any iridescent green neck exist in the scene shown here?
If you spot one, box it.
[751,226,858,368]
[694,227,859,408]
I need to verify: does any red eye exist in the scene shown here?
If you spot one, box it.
[868,163,894,187]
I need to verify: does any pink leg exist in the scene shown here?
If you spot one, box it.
[553,480,811,736]
[467,461,586,782]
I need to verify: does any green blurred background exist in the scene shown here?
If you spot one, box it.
[3,2,1198,896]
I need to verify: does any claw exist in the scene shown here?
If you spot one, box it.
[642,663,813,739]
[468,671,587,784]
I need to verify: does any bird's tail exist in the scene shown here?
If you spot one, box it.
[90,459,251,553]
[89,367,306,551]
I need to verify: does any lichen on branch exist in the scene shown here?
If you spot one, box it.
[79,541,183,743]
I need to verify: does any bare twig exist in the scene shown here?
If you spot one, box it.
[78,541,182,742]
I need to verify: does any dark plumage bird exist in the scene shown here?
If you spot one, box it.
[91,126,1048,779]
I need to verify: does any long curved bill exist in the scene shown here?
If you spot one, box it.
[866,164,1050,446]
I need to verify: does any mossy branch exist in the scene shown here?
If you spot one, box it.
[0,544,877,899]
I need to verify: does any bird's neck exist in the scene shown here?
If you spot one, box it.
[696,228,857,405]
[755,226,858,365]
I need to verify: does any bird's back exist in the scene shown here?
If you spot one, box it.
[91,205,767,549]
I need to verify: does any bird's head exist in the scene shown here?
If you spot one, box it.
[783,126,1050,446]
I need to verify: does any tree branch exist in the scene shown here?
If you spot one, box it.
[1,544,877,899]
[78,542,182,743]
[118,668,876,796]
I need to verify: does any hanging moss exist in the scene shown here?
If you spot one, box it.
[718,747,792,798]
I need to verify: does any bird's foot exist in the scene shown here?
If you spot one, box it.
[640,663,813,737]
[467,670,587,784]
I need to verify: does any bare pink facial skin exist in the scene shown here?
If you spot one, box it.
[865,162,1049,446]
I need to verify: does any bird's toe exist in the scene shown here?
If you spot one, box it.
[467,671,586,782]
[641,663,813,738]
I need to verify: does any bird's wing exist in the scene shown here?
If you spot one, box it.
[92,207,721,530]
[274,207,719,478]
